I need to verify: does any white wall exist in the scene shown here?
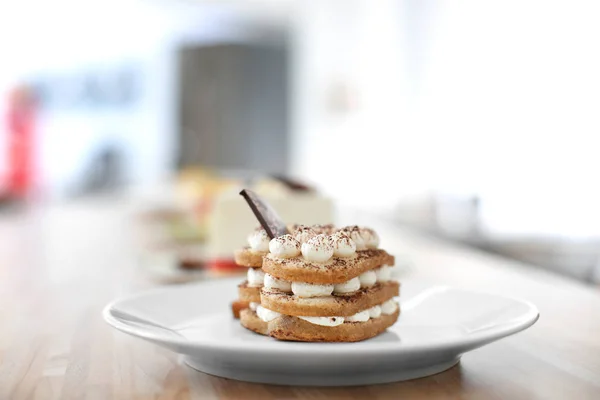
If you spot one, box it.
[291,0,413,211]
[417,0,600,238]
[291,0,600,237]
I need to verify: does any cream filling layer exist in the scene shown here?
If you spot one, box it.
[263,267,394,297]
[255,300,398,326]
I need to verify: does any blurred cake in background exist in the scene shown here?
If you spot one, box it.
[137,168,333,281]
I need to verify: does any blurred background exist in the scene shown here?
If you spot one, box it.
[1,0,600,283]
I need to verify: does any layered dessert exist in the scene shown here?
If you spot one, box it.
[237,224,399,342]
[231,228,268,318]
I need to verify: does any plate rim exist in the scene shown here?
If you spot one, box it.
[103,279,539,355]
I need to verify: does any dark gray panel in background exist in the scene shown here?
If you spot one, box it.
[177,42,289,174]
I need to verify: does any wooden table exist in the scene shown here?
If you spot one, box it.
[1,198,600,399]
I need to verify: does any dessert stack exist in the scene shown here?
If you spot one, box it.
[235,223,399,342]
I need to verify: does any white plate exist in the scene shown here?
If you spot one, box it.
[103,277,539,386]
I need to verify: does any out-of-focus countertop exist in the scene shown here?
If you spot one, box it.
[1,196,600,399]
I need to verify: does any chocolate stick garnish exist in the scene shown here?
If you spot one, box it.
[239,189,289,239]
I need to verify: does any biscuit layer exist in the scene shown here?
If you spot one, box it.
[239,308,268,334]
[239,308,399,342]
[234,248,264,268]
[231,300,249,319]
[262,249,394,284]
[238,281,262,303]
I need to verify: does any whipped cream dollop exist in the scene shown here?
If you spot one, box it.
[249,302,259,311]
[298,316,345,327]
[256,305,281,322]
[368,305,382,318]
[269,234,301,258]
[361,228,380,249]
[358,270,377,287]
[293,225,318,244]
[374,265,392,282]
[264,273,292,292]
[247,268,265,287]
[291,281,334,297]
[381,299,398,315]
[301,234,334,262]
[333,277,361,294]
[339,226,381,250]
[247,229,270,252]
[312,224,335,235]
[341,226,367,250]
[330,231,356,257]
[346,310,370,322]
